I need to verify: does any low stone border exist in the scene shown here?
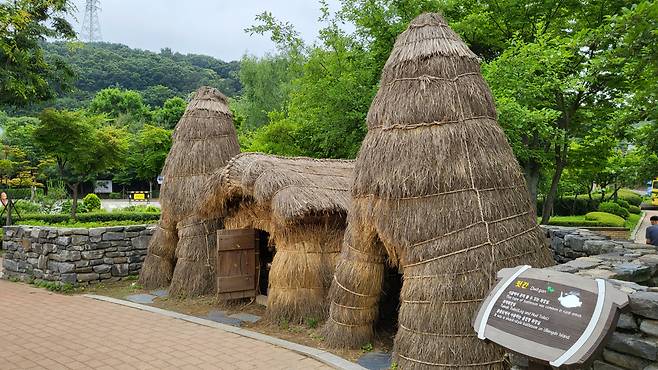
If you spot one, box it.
[84,294,366,370]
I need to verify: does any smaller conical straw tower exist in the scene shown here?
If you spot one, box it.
[140,87,240,295]
[322,13,554,370]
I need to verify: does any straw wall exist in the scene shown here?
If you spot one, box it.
[322,13,554,370]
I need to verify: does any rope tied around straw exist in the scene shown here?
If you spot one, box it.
[399,324,477,338]
[397,354,505,367]
[386,72,480,86]
[370,115,496,131]
[331,301,372,310]
[328,317,366,328]
[333,276,379,297]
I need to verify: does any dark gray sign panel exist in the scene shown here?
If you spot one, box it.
[473,266,628,366]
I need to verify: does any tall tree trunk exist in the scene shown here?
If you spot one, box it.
[149,181,153,200]
[541,141,568,225]
[69,182,79,219]
[523,160,541,214]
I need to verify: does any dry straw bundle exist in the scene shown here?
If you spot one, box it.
[139,86,240,294]
[200,152,354,321]
[322,13,554,369]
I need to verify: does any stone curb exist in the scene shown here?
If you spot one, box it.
[84,294,366,370]
[630,210,646,242]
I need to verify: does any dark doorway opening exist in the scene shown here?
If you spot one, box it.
[256,230,274,296]
[375,265,402,347]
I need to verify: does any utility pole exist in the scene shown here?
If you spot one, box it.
[81,0,102,43]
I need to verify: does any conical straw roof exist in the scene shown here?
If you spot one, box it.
[323,13,553,369]
[159,86,241,223]
[140,86,240,291]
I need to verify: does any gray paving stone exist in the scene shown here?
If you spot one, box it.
[125,294,156,304]
[357,352,391,370]
[228,313,261,323]
[207,310,242,327]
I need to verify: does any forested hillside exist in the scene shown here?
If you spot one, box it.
[5,42,241,114]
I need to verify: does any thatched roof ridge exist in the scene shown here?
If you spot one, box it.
[200,152,354,224]
[158,86,240,224]
[184,86,232,116]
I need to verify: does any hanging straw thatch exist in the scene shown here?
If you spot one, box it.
[199,152,353,322]
[140,86,240,292]
[322,13,554,369]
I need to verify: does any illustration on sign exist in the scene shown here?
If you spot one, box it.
[473,266,628,367]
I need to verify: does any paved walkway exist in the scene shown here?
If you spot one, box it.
[634,210,658,244]
[0,280,331,370]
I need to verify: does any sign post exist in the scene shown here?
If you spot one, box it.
[473,266,628,367]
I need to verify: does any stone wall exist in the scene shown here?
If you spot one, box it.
[1,225,154,284]
[510,226,658,369]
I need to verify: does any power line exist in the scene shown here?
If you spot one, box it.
[81,0,102,42]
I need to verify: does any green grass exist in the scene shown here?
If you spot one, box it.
[548,212,627,228]
[16,220,155,228]
[625,213,642,231]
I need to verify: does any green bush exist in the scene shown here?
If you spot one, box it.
[615,199,630,209]
[2,211,160,226]
[0,188,45,199]
[539,196,601,216]
[584,212,626,227]
[109,192,122,199]
[119,205,160,213]
[598,201,630,219]
[82,193,102,211]
[618,189,642,206]
[14,200,41,213]
[628,205,641,214]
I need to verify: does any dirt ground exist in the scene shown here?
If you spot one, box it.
[75,279,394,362]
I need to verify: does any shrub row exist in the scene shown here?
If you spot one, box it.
[540,190,643,216]
[1,188,45,199]
[2,211,160,226]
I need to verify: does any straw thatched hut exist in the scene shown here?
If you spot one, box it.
[322,13,554,369]
[139,86,240,295]
[199,152,353,322]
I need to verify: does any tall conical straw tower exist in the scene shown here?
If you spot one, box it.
[322,13,554,369]
[140,87,240,295]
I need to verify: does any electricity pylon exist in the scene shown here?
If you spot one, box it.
[81,0,102,42]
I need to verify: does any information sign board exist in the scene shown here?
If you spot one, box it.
[473,266,628,367]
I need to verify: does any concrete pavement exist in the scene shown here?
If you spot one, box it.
[0,279,332,370]
[101,199,160,212]
[634,210,658,244]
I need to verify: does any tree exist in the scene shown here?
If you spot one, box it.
[153,97,186,129]
[33,109,128,217]
[128,125,172,194]
[88,88,150,119]
[0,0,76,106]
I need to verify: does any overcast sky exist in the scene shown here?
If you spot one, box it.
[67,0,344,61]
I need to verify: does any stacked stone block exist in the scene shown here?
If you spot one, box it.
[1,225,153,284]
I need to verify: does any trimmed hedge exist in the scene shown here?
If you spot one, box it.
[584,212,626,227]
[598,201,630,219]
[539,189,643,216]
[628,205,641,214]
[2,211,160,226]
[615,199,630,209]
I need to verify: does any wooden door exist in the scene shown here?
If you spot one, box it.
[216,229,259,300]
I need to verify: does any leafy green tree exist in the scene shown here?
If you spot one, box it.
[153,97,186,129]
[128,124,172,194]
[33,109,128,217]
[142,85,177,107]
[88,88,150,119]
[0,0,75,106]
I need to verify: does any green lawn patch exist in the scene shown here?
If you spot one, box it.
[548,212,626,228]
[16,220,154,228]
